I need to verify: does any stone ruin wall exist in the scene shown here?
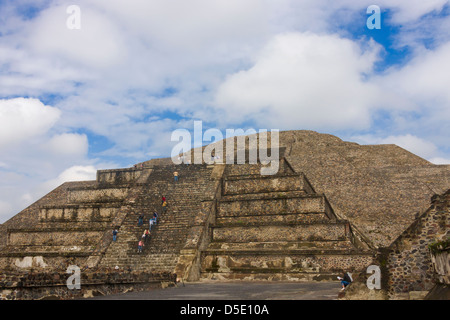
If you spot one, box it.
[0,269,176,300]
[201,254,374,276]
[0,256,88,272]
[342,190,450,300]
[381,190,449,298]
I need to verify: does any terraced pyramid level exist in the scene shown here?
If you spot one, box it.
[200,159,375,281]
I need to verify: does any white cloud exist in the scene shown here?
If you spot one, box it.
[261,0,449,34]
[94,0,269,53]
[43,133,89,156]
[0,98,60,148]
[0,97,94,223]
[428,157,450,165]
[379,42,450,105]
[0,200,13,218]
[378,0,448,24]
[0,164,98,223]
[379,134,438,159]
[39,165,97,193]
[371,41,450,150]
[351,133,446,162]
[214,32,382,130]
[26,4,127,69]
[58,165,97,182]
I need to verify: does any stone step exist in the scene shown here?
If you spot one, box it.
[217,194,331,217]
[215,213,331,225]
[99,164,217,270]
[207,240,356,251]
[220,190,308,201]
[2,245,95,254]
[201,252,374,276]
[200,271,339,282]
[222,174,311,196]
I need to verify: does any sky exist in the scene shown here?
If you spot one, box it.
[0,0,449,223]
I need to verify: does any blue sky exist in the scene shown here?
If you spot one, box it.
[0,0,449,223]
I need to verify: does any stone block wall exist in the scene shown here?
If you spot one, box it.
[97,168,142,185]
[381,190,449,297]
[223,155,289,177]
[0,269,176,300]
[0,255,89,272]
[212,224,349,243]
[39,205,118,222]
[201,253,374,275]
[218,195,326,216]
[8,230,103,247]
[223,174,307,195]
[216,212,330,225]
[68,187,129,203]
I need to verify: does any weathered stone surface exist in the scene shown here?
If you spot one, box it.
[218,195,327,216]
[97,168,142,185]
[0,269,176,300]
[68,187,129,203]
[223,174,307,195]
[380,190,449,297]
[212,224,348,242]
[431,248,449,285]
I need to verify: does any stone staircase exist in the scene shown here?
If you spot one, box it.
[98,164,217,272]
[200,159,375,281]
